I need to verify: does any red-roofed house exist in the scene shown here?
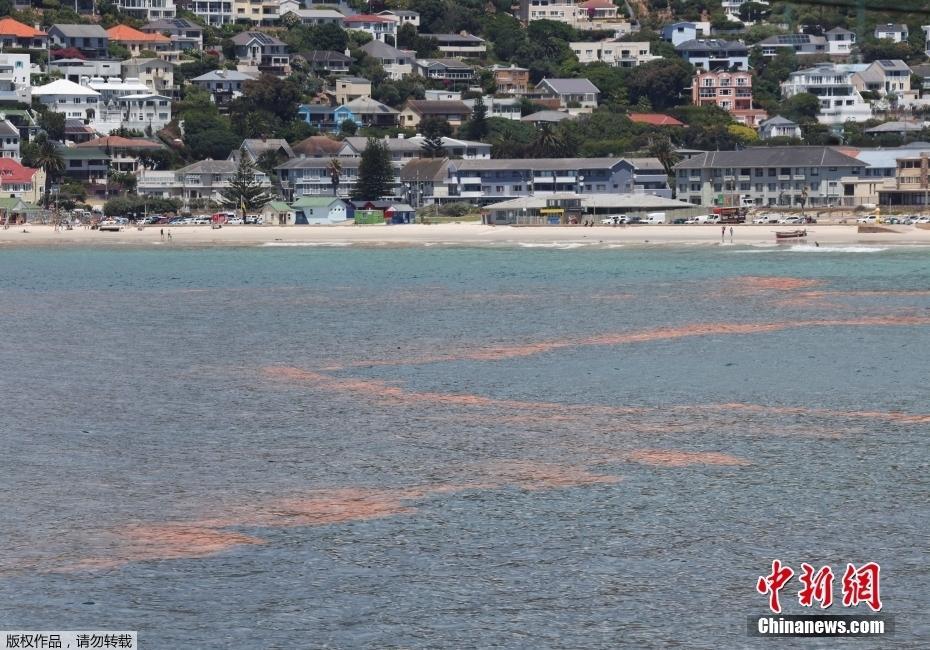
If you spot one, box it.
[628,113,685,127]
[0,158,45,204]
[107,24,174,59]
[343,15,397,44]
[76,135,164,173]
[0,17,48,49]
[579,0,620,21]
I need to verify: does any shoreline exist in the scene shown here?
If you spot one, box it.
[3,223,930,249]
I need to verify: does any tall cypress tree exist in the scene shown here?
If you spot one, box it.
[353,138,395,200]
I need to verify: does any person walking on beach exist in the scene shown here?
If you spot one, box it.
[167,229,172,241]
[721,225,726,240]
[729,226,734,241]
[160,228,164,240]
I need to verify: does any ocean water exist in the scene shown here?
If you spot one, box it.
[1,244,929,648]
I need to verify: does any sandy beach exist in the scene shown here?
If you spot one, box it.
[3,223,930,248]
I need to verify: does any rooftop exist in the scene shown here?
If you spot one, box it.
[405,99,472,115]
[0,17,46,38]
[537,78,600,94]
[50,24,108,38]
[628,112,684,126]
[674,147,862,169]
[107,24,170,42]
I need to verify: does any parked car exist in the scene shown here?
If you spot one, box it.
[244,215,263,225]
[600,215,627,225]
[226,217,244,225]
[857,216,877,224]
[914,216,930,224]
[779,216,804,224]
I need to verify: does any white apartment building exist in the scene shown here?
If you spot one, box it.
[32,79,101,121]
[570,41,657,67]
[188,0,234,26]
[825,27,856,55]
[0,53,31,104]
[114,0,176,20]
[781,65,872,124]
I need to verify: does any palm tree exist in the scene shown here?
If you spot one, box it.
[647,135,680,177]
[34,136,65,210]
[530,124,567,158]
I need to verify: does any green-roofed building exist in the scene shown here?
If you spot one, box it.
[0,197,44,224]
[261,200,296,226]
[288,196,348,225]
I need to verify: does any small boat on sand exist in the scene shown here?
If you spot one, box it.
[775,229,807,241]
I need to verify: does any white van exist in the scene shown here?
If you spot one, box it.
[644,212,667,224]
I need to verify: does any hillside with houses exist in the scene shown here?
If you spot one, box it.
[4,0,930,223]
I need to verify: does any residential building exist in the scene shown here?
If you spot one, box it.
[424,90,462,101]
[141,19,203,51]
[290,196,348,224]
[32,79,101,121]
[291,135,343,158]
[421,33,486,58]
[692,70,767,127]
[0,18,48,50]
[781,65,873,124]
[377,10,420,30]
[48,25,109,58]
[122,58,175,96]
[187,0,234,26]
[675,39,748,71]
[519,0,582,24]
[661,22,708,46]
[360,41,414,80]
[341,134,491,168]
[756,33,827,57]
[283,8,346,25]
[911,63,930,93]
[398,156,669,205]
[261,200,296,225]
[875,152,930,206]
[672,146,864,207]
[274,156,362,198]
[463,96,522,120]
[114,0,176,20]
[825,27,856,56]
[521,110,576,127]
[0,158,44,204]
[91,83,172,135]
[628,113,685,127]
[297,97,398,132]
[923,26,930,58]
[0,119,21,160]
[758,116,802,140]
[301,50,353,75]
[231,32,290,75]
[139,158,270,202]
[343,14,397,44]
[57,145,110,185]
[415,59,475,84]
[231,0,283,23]
[874,23,907,43]
[190,70,259,105]
[535,78,600,110]
[0,54,31,104]
[519,0,631,33]
[75,135,163,173]
[864,121,924,136]
[570,40,657,67]
[47,58,122,84]
[333,77,372,105]
[234,138,294,164]
[107,24,174,60]
[399,100,472,129]
[851,59,916,103]
[492,65,529,94]
[64,119,97,143]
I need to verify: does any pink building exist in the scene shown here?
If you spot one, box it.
[692,70,767,128]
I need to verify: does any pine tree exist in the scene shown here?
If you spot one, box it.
[353,138,395,200]
[220,156,273,213]
[420,116,451,158]
[466,95,488,140]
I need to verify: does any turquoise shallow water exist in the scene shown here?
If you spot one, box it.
[1,245,929,648]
